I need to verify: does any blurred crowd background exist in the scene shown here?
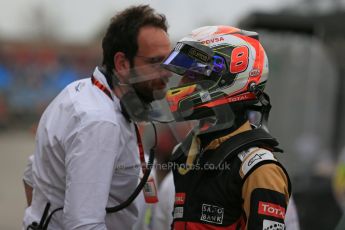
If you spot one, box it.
[0,42,100,130]
[1,0,345,229]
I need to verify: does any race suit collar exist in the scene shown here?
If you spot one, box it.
[200,121,252,151]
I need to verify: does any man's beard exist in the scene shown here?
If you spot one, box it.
[130,69,166,104]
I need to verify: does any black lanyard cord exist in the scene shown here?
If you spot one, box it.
[26,203,62,230]
[106,122,157,213]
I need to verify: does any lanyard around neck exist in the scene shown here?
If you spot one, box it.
[91,76,113,100]
[91,76,146,174]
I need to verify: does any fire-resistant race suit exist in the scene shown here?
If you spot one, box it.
[171,123,291,230]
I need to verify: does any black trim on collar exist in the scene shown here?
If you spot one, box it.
[201,129,281,167]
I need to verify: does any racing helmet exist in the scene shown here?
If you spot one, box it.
[161,26,269,122]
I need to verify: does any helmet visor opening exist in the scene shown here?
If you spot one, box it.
[162,42,214,77]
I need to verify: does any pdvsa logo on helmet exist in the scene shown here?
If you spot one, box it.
[201,36,224,45]
[258,201,285,219]
[188,48,209,62]
[200,204,224,224]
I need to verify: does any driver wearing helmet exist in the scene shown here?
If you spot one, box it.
[161,26,291,230]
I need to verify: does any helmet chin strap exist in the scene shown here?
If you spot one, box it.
[248,83,272,132]
[257,92,272,132]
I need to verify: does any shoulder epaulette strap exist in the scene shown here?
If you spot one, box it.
[238,147,277,178]
[200,128,281,167]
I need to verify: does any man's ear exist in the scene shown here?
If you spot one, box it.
[114,52,130,81]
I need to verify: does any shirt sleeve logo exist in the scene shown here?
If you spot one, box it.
[75,82,85,92]
[258,201,286,219]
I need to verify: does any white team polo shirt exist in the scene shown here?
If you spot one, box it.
[23,67,141,229]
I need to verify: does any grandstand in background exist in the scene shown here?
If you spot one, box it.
[0,40,102,130]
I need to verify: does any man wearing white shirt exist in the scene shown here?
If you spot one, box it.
[22,5,172,229]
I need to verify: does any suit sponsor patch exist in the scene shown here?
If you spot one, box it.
[175,193,186,205]
[238,147,258,161]
[263,219,285,230]
[174,207,184,219]
[241,149,276,176]
[258,201,285,219]
[200,204,224,224]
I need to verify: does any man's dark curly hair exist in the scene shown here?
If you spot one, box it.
[102,5,168,87]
